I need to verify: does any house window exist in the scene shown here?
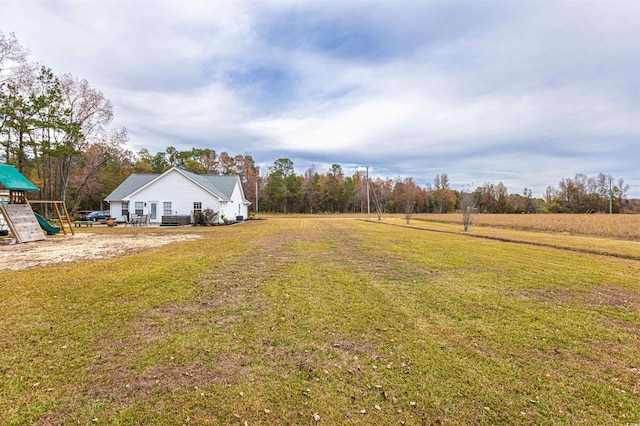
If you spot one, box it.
[163,202,172,216]
[135,201,144,216]
[121,201,129,218]
[193,202,202,212]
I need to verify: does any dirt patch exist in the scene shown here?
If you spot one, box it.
[0,232,201,271]
[88,356,252,407]
[513,286,640,310]
[582,285,640,309]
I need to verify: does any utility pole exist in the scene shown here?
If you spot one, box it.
[366,166,370,220]
[255,180,259,217]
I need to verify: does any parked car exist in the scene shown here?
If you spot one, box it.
[82,210,111,222]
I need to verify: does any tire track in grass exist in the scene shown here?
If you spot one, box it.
[315,219,640,424]
[369,220,640,261]
[82,220,349,420]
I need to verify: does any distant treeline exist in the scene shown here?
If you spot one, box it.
[258,159,633,215]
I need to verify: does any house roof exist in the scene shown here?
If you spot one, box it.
[105,167,247,203]
[181,170,240,201]
[105,174,158,201]
[0,164,39,191]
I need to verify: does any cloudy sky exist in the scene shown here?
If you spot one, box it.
[2,0,639,197]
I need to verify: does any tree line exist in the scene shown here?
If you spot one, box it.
[261,159,460,216]
[260,159,633,215]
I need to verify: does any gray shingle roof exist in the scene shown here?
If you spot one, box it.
[105,168,244,202]
[182,170,239,200]
[105,174,159,201]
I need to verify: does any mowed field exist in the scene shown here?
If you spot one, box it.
[1,218,639,424]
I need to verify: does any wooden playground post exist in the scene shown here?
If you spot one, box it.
[27,200,75,236]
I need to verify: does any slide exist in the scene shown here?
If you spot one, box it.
[34,212,61,236]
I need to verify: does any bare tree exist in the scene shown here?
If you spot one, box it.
[401,178,419,224]
[370,178,392,220]
[460,188,475,231]
[55,73,113,201]
[404,193,416,224]
[0,32,30,84]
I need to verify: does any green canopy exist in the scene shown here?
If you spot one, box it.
[0,164,39,191]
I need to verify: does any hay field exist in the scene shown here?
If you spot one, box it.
[413,213,640,240]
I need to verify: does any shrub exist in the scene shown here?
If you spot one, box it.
[194,208,219,225]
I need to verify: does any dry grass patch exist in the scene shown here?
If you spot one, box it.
[413,213,640,239]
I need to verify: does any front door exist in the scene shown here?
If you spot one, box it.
[149,202,158,221]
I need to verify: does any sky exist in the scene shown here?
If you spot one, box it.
[1,0,639,197]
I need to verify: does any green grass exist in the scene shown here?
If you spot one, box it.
[1,219,639,424]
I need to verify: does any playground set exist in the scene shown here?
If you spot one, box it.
[0,164,74,244]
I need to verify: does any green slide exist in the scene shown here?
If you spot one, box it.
[34,212,61,236]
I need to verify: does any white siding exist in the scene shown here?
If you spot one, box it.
[109,201,123,222]
[106,168,249,224]
[108,170,222,223]
[218,180,248,222]
[136,170,221,222]
[231,182,249,219]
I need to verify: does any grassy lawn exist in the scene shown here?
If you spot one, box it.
[1,219,639,424]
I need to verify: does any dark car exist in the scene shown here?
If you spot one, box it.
[82,210,111,222]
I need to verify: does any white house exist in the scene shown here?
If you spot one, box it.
[105,167,250,224]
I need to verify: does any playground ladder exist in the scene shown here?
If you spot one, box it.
[27,200,75,236]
